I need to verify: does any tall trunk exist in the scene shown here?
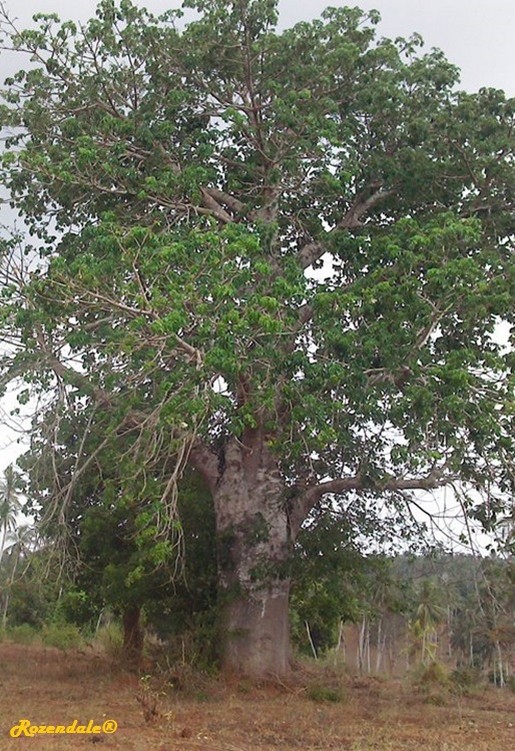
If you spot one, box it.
[1,550,19,629]
[305,621,319,660]
[335,620,345,665]
[495,641,505,687]
[375,618,383,673]
[221,579,291,677]
[366,620,371,674]
[1,590,9,629]
[122,605,144,666]
[358,616,367,674]
[213,435,293,678]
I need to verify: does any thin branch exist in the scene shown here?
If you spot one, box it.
[34,325,112,406]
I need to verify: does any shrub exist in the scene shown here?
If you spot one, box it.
[41,622,83,650]
[94,621,124,660]
[306,684,346,703]
[412,660,451,690]
[451,665,483,692]
[8,623,38,645]
[151,611,221,675]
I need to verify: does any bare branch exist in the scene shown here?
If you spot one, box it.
[200,187,234,224]
[290,468,460,536]
[297,185,395,270]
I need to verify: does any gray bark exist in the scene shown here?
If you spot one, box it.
[212,434,293,678]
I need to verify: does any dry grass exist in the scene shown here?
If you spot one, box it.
[0,642,513,750]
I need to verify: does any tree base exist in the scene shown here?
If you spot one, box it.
[221,584,291,679]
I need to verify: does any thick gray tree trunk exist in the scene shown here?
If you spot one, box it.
[212,434,293,678]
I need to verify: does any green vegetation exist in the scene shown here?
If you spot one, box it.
[1,526,514,687]
[41,622,83,650]
[306,683,346,703]
[0,0,513,677]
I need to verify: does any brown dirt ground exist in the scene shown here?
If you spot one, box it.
[0,642,514,751]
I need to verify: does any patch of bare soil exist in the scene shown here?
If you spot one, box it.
[0,642,514,750]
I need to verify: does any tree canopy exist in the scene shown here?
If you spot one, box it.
[0,0,513,676]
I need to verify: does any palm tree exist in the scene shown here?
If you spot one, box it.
[0,466,22,562]
[369,560,403,673]
[0,466,24,627]
[410,579,446,665]
[0,523,35,628]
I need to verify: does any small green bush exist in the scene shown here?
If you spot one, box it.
[94,622,124,660]
[8,623,38,645]
[306,683,345,703]
[451,665,483,691]
[412,660,451,690]
[41,622,83,650]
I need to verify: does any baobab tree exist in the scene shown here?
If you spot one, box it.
[0,0,513,676]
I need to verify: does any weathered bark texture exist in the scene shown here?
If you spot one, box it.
[122,604,144,665]
[221,580,291,677]
[212,433,293,678]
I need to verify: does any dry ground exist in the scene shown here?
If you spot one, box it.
[0,642,514,750]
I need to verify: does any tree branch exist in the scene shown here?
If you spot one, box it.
[297,185,395,270]
[34,325,112,406]
[205,187,245,216]
[290,468,460,537]
[200,187,234,224]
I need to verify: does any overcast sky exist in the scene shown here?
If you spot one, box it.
[1,0,514,94]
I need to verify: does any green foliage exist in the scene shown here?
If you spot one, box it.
[1,1,511,491]
[291,505,412,655]
[145,474,218,638]
[7,623,39,645]
[4,578,55,628]
[306,683,346,703]
[1,549,61,628]
[54,589,98,627]
[95,622,124,660]
[41,622,83,650]
[0,0,513,672]
[451,665,483,692]
[155,611,222,675]
[291,525,357,652]
[412,660,451,691]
